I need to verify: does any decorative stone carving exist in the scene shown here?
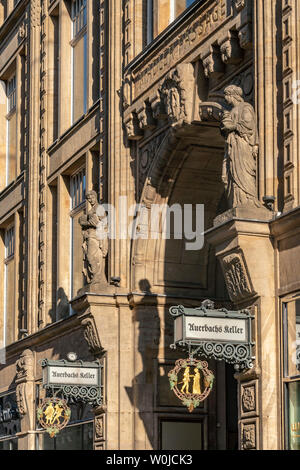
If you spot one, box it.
[242,386,256,413]
[202,49,224,79]
[95,416,104,440]
[137,103,156,131]
[241,423,256,450]
[220,36,243,65]
[238,23,253,50]
[15,349,35,430]
[125,114,143,141]
[199,102,224,122]
[16,383,27,416]
[160,63,194,126]
[18,23,27,40]
[79,191,108,292]
[222,252,253,302]
[16,349,34,382]
[220,85,260,208]
[150,92,167,121]
[82,317,103,354]
[234,0,246,12]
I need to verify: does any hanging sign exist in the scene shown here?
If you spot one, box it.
[41,359,103,406]
[37,397,71,438]
[170,300,255,370]
[168,358,214,413]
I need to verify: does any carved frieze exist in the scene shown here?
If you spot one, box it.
[132,0,228,98]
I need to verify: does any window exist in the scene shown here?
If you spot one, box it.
[6,74,17,186]
[70,168,86,298]
[36,389,93,450]
[282,298,300,449]
[147,0,198,43]
[160,420,203,450]
[0,390,21,449]
[4,226,15,346]
[71,0,88,123]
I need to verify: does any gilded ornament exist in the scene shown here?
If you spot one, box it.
[168,358,214,413]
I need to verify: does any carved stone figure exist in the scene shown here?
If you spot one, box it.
[220,85,260,208]
[79,190,108,290]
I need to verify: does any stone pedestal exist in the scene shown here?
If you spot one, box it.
[205,210,280,450]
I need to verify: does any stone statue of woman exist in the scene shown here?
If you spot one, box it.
[79,190,108,291]
[220,85,260,208]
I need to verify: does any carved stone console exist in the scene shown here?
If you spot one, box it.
[15,349,35,450]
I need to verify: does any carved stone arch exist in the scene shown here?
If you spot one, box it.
[131,110,226,297]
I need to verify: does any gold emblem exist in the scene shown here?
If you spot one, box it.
[37,398,71,438]
[168,358,214,412]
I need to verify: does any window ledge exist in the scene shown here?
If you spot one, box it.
[48,98,101,155]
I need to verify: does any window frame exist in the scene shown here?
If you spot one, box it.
[70,167,86,300]
[3,225,15,347]
[281,294,300,449]
[70,0,88,124]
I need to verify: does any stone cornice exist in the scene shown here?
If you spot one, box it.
[270,205,300,239]
[0,0,29,43]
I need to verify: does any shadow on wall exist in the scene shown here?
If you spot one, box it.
[125,279,160,448]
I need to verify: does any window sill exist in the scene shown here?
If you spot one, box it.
[48,99,100,155]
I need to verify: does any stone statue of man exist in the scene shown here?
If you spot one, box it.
[220,85,260,208]
[79,190,108,289]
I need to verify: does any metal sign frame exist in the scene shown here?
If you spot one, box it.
[169,300,255,370]
[41,359,103,407]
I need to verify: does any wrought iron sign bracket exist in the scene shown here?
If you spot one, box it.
[169,300,255,371]
[41,359,103,407]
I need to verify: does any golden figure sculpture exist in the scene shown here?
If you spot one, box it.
[52,404,64,424]
[192,368,201,395]
[181,367,193,394]
[44,402,55,425]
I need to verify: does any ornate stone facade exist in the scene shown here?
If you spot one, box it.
[0,0,298,452]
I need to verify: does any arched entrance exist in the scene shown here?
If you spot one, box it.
[130,114,238,450]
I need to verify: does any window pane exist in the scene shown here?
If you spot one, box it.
[39,422,93,450]
[7,112,17,185]
[151,0,198,41]
[161,421,203,450]
[72,34,87,123]
[5,259,15,345]
[71,210,85,296]
[283,300,300,377]
[287,382,300,450]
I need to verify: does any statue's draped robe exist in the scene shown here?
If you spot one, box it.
[222,101,259,208]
